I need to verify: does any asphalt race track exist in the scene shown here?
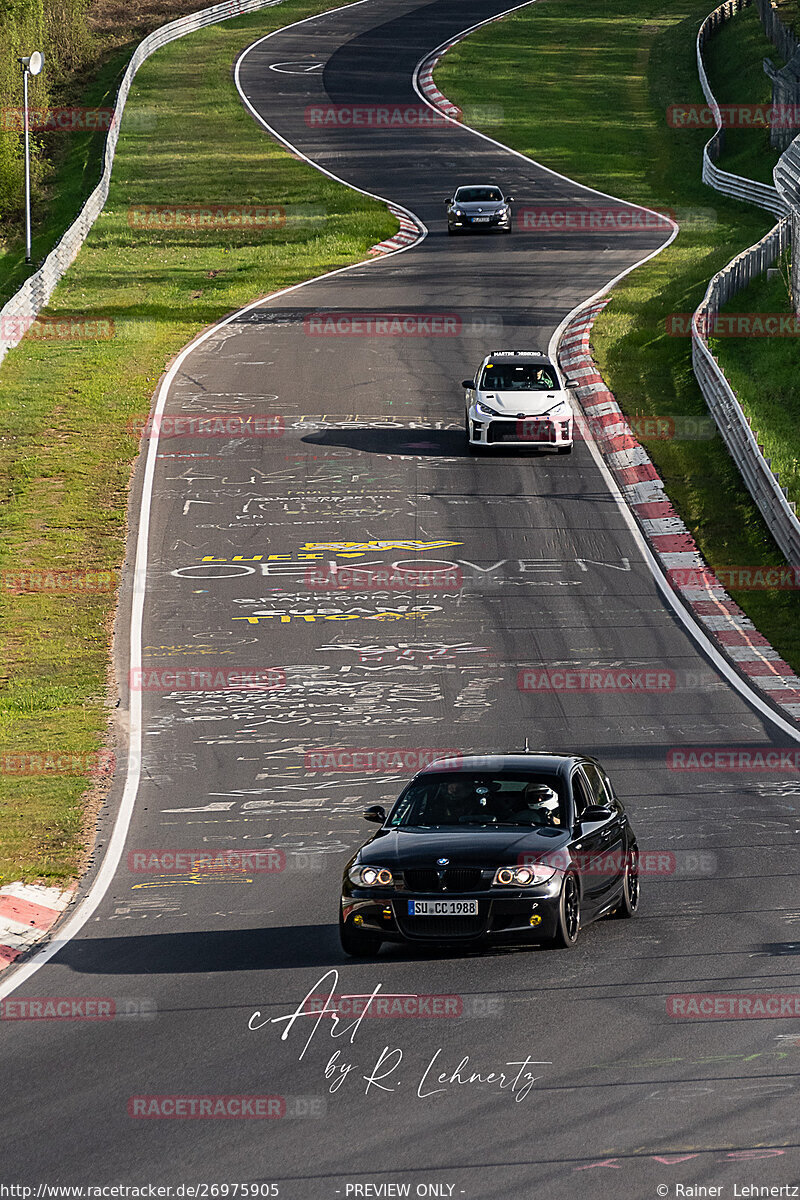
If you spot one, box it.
[3,1,800,1195]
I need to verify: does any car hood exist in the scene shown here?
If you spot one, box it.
[453,201,506,214]
[358,826,570,868]
[477,389,570,417]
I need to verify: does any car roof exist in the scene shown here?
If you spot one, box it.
[415,753,584,777]
[455,183,504,190]
[481,352,552,367]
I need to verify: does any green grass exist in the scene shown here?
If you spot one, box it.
[704,3,784,185]
[437,0,800,674]
[711,256,800,507]
[0,45,137,306]
[0,0,396,885]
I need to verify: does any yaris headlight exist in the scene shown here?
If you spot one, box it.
[476,400,501,416]
[493,864,556,887]
[349,865,394,887]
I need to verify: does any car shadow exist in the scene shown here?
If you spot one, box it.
[49,923,552,975]
[301,428,567,457]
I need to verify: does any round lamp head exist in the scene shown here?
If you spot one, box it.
[25,51,44,75]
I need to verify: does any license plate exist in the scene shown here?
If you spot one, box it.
[472,217,491,223]
[407,900,479,916]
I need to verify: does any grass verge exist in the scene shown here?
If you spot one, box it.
[703,3,783,185]
[436,0,800,673]
[711,256,800,507]
[0,0,251,302]
[0,0,396,886]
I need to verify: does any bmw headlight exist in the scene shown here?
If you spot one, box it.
[349,865,394,887]
[454,208,464,216]
[493,864,556,887]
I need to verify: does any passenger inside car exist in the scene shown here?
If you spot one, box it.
[509,783,563,827]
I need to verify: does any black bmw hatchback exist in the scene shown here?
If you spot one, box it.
[340,754,639,956]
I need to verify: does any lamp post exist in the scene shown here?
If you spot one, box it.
[18,50,44,265]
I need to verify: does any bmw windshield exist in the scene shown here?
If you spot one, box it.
[387,773,567,828]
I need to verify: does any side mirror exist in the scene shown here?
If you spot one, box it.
[579,805,612,824]
[461,379,475,389]
[506,195,515,203]
[444,198,453,205]
[564,377,579,388]
[363,805,386,824]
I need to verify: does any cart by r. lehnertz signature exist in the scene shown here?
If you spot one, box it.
[248,968,550,1103]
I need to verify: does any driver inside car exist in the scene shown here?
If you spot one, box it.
[422,778,471,824]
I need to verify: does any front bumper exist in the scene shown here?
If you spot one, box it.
[467,411,574,449]
[448,212,510,231]
[342,883,562,944]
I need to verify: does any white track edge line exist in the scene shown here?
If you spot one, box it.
[3,0,796,1003]
[0,0,429,1004]
[414,1,800,741]
[547,307,800,745]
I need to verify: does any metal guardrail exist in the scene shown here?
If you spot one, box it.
[774,136,800,308]
[755,0,799,62]
[697,0,789,217]
[0,0,283,368]
[692,0,800,564]
[692,217,800,563]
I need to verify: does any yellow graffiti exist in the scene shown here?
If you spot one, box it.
[232,611,433,624]
[201,540,463,565]
[132,871,253,888]
[300,541,463,554]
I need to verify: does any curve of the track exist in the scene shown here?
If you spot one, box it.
[3,1,800,1196]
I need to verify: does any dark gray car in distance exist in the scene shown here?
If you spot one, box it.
[446,183,513,233]
[340,753,640,956]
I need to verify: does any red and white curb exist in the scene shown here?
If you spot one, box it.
[417,48,463,121]
[416,8,517,124]
[559,302,800,722]
[368,205,423,256]
[0,883,75,969]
